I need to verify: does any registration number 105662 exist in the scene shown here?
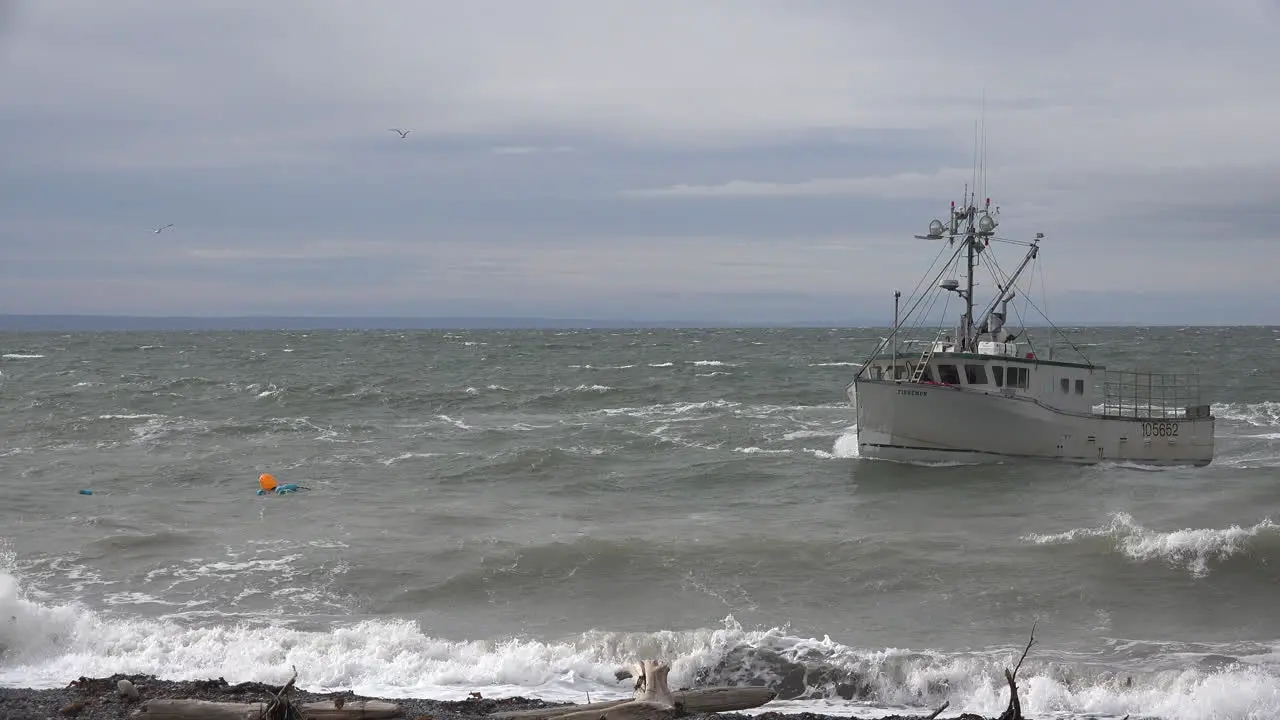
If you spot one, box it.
[1141,421,1179,438]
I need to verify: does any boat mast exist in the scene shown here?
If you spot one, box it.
[942,188,997,352]
[947,190,981,352]
[892,290,900,378]
[962,195,976,351]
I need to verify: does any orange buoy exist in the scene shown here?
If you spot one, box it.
[259,473,277,491]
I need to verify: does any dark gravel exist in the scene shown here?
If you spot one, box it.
[0,675,983,720]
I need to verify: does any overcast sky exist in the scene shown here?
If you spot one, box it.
[2,0,1278,324]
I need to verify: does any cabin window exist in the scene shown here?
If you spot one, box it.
[937,364,961,385]
[915,364,934,383]
[1060,378,1070,393]
[964,364,988,385]
[992,366,1004,387]
[1075,379,1084,395]
[1006,366,1029,389]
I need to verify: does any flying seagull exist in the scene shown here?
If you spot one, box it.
[152,224,174,234]
[389,128,411,139]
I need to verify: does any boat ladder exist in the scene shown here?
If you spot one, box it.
[907,334,942,383]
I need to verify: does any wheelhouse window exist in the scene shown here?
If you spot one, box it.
[964,364,989,385]
[1060,378,1070,393]
[992,366,1004,387]
[1075,379,1085,395]
[1006,366,1029,389]
[936,364,961,385]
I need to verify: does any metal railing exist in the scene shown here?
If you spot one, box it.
[1100,370,1207,419]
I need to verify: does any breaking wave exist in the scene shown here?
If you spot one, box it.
[1,566,1276,720]
[1022,513,1280,578]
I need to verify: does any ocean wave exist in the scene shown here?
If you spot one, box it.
[1210,402,1280,427]
[1022,512,1279,578]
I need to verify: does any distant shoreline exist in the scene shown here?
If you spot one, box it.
[0,314,1247,332]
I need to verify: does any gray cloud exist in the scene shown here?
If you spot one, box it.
[2,0,1278,323]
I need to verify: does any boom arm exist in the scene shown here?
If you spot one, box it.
[974,240,1039,339]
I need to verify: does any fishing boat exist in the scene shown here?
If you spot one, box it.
[846,190,1214,466]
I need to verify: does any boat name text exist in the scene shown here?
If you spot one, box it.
[897,389,929,397]
[1141,421,1179,438]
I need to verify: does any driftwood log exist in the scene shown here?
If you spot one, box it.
[136,667,400,720]
[491,660,777,720]
[997,623,1036,720]
[137,698,402,720]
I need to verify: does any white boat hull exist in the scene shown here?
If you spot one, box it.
[850,379,1214,466]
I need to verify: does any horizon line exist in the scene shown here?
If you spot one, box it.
[0,313,1272,331]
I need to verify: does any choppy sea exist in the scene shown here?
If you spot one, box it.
[1,327,1277,720]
